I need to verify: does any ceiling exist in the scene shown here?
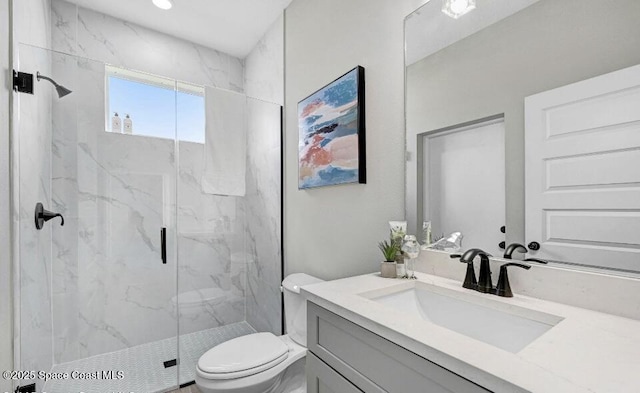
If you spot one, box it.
[406,0,541,65]
[67,0,292,58]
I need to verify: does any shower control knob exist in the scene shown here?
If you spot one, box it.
[34,202,64,230]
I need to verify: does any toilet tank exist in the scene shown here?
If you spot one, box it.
[282,273,323,347]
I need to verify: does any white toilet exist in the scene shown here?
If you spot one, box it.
[195,273,323,393]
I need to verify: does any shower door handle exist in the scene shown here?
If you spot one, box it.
[161,227,167,264]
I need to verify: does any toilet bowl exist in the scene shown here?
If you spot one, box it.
[195,273,323,393]
[195,334,306,393]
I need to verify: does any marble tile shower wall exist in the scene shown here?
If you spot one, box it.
[245,99,282,334]
[51,0,244,91]
[244,15,284,105]
[46,0,247,363]
[16,45,54,380]
[50,58,247,362]
[12,0,54,382]
[50,51,81,367]
[177,141,247,337]
[243,16,285,335]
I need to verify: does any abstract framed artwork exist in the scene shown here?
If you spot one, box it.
[298,66,366,189]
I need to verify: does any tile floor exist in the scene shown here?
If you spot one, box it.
[43,322,255,393]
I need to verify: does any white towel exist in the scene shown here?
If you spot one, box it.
[202,87,247,196]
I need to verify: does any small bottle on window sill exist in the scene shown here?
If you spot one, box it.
[123,114,133,134]
[111,112,122,133]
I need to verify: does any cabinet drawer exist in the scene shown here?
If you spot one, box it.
[307,352,363,393]
[307,302,491,393]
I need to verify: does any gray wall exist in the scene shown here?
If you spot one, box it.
[406,0,640,246]
[0,1,12,391]
[284,0,424,280]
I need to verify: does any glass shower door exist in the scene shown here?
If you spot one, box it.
[15,44,180,393]
[174,87,284,385]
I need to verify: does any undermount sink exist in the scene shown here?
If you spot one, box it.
[361,282,563,353]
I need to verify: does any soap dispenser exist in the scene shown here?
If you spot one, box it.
[111,112,122,133]
[123,114,133,134]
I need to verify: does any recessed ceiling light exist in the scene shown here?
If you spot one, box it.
[152,0,173,10]
[442,0,476,19]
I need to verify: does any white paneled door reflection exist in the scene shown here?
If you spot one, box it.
[525,64,640,272]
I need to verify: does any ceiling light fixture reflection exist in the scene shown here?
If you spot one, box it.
[442,0,476,19]
[152,0,173,10]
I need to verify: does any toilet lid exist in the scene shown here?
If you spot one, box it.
[198,332,289,377]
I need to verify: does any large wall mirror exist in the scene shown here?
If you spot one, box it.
[405,0,640,274]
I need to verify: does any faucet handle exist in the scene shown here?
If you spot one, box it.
[461,261,477,290]
[450,251,477,289]
[476,251,495,294]
[524,258,548,264]
[501,262,531,269]
[495,263,531,297]
[34,202,65,230]
[503,243,528,259]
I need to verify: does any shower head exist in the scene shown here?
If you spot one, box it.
[36,72,73,98]
[55,85,72,98]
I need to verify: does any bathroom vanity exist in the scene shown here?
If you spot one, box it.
[305,301,490,393]
[303,273,640,392]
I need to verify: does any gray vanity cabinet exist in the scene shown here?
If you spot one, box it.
[307,352,364,393]
[306,302,491,393]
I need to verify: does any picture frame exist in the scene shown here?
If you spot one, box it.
[297,66,366,189]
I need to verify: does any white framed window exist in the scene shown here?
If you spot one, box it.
[105,65,205,144]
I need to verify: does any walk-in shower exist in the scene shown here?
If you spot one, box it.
[12,19,283,392]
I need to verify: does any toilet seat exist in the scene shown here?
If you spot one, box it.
[198,332,289,380]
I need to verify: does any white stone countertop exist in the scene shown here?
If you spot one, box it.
[301,272,640,393]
